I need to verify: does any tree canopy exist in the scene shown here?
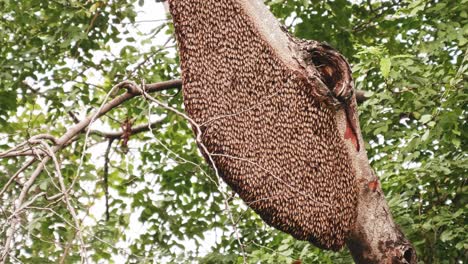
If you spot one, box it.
[0,0,466,263]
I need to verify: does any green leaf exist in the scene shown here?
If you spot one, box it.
[421,130,430,141]
[380,57,392,79]
[278,244,289,252]
[440,230,454,242]
[451,138,461,148]
[420,114,432,124]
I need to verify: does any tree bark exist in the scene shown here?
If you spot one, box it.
[167,0,416,263]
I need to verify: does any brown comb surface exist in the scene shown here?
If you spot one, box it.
[169,0,357,250]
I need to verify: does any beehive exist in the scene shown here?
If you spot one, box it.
[168,0,357,250]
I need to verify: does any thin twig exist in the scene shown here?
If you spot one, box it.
[103,138,114,221]
[0,158,36,197]
[40,141,88,263]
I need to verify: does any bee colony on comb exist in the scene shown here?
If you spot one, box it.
[168,0,358,250]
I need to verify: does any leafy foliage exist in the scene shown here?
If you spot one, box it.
[0,0,466,263]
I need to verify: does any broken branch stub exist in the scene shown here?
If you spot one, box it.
[168,0,416,262]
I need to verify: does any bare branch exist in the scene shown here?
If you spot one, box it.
[90,118,165,139]
[68,111,81,124]
[0,79,182,159]
[40,141,88,263]
[56,79,181,148]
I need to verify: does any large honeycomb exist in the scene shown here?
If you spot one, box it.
[168,0,357,250]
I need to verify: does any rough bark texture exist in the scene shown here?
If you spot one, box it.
[167,0,417,262]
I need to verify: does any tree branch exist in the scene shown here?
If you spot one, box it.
[103,138,114,222]
[0,79,181,262]
[90,118,165,140]
[55,79,181,147]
